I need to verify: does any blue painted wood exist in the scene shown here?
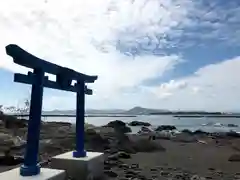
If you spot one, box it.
[14,73,93,95]
[6,44,98,83]
[6,44,98,176]
[20,69,44,176]
[73,81,86,157]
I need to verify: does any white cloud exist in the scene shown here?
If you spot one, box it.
[0,0,194,109]
[180,1,240,46]
[146,56,240,111]
[1,0,240,111]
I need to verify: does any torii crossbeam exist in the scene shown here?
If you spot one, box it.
[6,44,98,177]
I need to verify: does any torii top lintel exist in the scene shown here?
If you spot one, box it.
[6,44,98,83]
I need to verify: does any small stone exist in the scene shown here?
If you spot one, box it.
[118,151,131,159]
[191,175,206,180]
[131,163,139,169]
[125,170,139,175]
[160,171,170,176]
[150,168,158,171]
[208,168,215,171]
[174,173,184,179]
[205,177,213,179]
[215,170,223,175]
[104,170,118,177]
[234,175,240,179]
[104,166,111,170]
[107,154,119,161]
[118,163,129,169]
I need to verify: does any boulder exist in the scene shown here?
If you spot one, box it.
[84,128,109,151]
[107,120,126,127]
[1,115,27,129]
[155,125,176,131]
[155,131,174,140]
[133,138,166,152]
[0,152,24,166]
[227,124,238,127]
[172,133,197,143]
[182,129,193,135]
[105,120,131,133]
[0,133,26,152]
[115,132,136,153]
[211,131,240,139]
[193,130,208,135]
[128,121,151,127]
[226,131,240,138]
[138,127,152,134]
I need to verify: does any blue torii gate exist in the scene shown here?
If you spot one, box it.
[5,44,98,176]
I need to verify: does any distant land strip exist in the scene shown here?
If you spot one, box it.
[174,115,240,118]
[12,114,137,118]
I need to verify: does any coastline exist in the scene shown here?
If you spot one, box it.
[0,117,240,179]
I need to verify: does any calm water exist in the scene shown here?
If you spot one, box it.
[42,115,240,133]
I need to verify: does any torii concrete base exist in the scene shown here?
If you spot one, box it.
[0,167,66,180]
[50,151,104,180]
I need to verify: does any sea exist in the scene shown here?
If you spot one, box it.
[42,115,240,134]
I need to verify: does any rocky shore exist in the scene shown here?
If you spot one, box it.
[0,115,240,179]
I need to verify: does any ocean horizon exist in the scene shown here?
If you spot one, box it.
[42,115,240,134]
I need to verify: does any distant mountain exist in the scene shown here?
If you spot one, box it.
[86,109,125,114]
[124,106,170,115]
[42,109,125,115]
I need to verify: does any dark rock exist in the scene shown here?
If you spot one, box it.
[210,132,227,139]
[141,126,152,133]
[85,128,109,151]
[172,133,197,143]
[107,151,131,161]
[193,130,208,135]
[0,114,27,129]
[118,151,131,159]
[227,124,238,127]
[191,175,206,180]
[173,173,189,179]
[228,154,240,162]
[107,154,119,161]
[130,164,139,169]
[160,171,170,176]
[155,125,176,131]
[125,170,139,175]
[104,160,119,167]
[210,131,240,139]
[107,120,126,127]
[150,168,157,171]
[118,163,129,169]
[114,133,136,153]
[105,120,131,133]
[182,129,193,134]
[0,151,24,166]
[124,170,140,178]
[208,167,215,171]
[104,170,118,177]
[128,121,151,127]
[104,166,111,170]
[226,131,240,138]
[133,138,166,152]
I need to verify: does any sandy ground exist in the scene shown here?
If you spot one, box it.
[106,136,240,180]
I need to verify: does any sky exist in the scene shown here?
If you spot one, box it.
[0,0,240,111]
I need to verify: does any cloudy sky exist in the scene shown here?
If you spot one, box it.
[0,0,240,111]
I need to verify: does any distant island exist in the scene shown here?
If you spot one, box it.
[11,106,240,117]
[41,106,240,116]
